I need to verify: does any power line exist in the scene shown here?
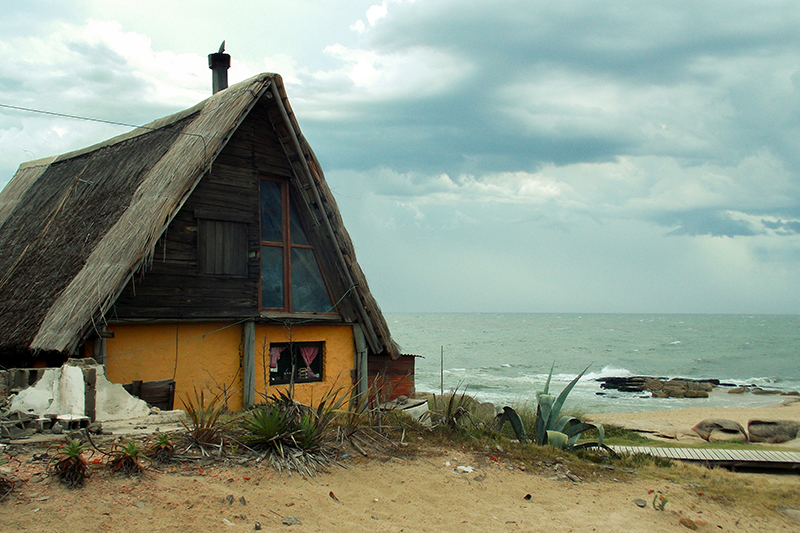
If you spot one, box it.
[0,102,143,129]
[0,102,210,159]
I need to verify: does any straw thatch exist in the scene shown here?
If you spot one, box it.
[0,73,398,364]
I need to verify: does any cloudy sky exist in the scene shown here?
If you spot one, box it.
[2,1,799,314]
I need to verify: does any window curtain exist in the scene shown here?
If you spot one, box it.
[299,346,319,378]
[269,346,283,369]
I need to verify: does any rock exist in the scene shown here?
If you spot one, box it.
[748,420,800,443]
[687,381,713,392]
[708,428,748,442]
[727,387,749,394]
[777,507,800,524]
[781,391,800,397]
[692,419,747,442]
[751,387,781,395]
[678,517,699,530]
[644,378,664,391]
[282,517,302,526]
[633,499,647,508]
[684,390,709,399]
[651,391,669,398]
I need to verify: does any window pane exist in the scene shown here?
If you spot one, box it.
[289,201,310,246]
[260,181,282,243]
[260,245,284,308]
[291,248,332,312]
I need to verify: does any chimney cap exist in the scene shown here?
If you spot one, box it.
[208,41,230,94]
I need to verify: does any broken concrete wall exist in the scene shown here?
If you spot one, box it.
[5,359,149,422]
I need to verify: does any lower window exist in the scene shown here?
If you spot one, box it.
[268,342,323,385]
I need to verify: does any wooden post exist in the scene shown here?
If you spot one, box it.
[242,320,256,408]
[353,324,369,403]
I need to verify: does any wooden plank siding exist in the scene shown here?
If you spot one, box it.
[111,101,289,319]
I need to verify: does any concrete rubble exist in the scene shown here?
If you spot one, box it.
[0,358,168,441]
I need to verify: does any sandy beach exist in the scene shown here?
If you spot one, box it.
[2,399,800,532]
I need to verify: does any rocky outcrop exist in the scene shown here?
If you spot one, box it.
[691,419,748,442]
[747,420,800,443]
[598,376,717,398]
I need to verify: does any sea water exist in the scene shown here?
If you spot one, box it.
[386,313,800,414]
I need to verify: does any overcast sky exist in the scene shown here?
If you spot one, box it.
[2,1,799,314]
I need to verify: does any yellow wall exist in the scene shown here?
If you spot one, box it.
[253,323,354,406]
[104,321,355,410]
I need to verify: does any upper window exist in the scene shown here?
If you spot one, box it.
[259,179,333,312]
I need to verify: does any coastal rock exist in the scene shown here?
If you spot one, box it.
[747,420,800,443]
[691,419,747,442]
[727,387,749,394]
[597,376,718,398]
[751,387,781,395]
[708,428,748,442]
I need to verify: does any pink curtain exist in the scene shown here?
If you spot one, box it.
[269,346,283,369]
[299,346,319,378]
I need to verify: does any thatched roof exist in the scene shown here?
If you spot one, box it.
[0,73,398,361]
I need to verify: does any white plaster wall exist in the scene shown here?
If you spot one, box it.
[94,371,150,421]
[8,368,59,414]
[47,364,85,416]
[8,362,149,422]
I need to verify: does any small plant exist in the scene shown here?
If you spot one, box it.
[496,364,608,451]
[423,385,483,432]
[181,387,226,452]
[653,493,668,511]
[49,437,90,488]
[108,440,149,476]
[0,456,15,502]
[147,433,175,464]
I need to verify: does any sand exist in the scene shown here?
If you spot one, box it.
[2,399,800,532]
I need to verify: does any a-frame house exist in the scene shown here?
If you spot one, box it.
[0,72,413,409]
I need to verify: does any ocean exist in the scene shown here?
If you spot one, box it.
[385,313,800,414]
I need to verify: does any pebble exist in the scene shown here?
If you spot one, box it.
[282,516,302,526]
[633,499,647,508]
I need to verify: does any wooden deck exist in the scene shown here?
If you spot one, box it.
[611,445,800,470]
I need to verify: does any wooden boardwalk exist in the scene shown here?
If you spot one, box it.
[611,445,800,470]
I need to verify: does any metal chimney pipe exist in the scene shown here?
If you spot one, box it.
[208,41,230,94]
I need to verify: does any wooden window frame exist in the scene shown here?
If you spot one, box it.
[268,341,324,385]
[259,177,334,313]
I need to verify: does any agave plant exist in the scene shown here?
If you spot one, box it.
[180,387,226,451]
[0,456,14,502]
[497,364,607,450]
[107,439,150,476]
[240,402,294,454]
[147,432,176,464]
[48,437,90,488]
